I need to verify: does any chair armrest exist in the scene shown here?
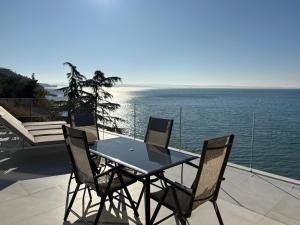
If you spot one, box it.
[94,165,122,178]
[117,166,144,181]
[185,161,198,169]
[156,174,193,195]
[90,153,98,158]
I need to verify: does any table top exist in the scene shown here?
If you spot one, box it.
[90,137,198,175]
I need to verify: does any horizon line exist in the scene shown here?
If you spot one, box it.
[42,82,300,90]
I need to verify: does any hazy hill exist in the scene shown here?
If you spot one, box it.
[0,68,48,98]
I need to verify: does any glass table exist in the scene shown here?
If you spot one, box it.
[90,137,198,225]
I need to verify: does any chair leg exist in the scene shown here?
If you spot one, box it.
[117,172,139,217]
[94,172,115,225]
[136,183,145,209]
[213,201,224,225]
[150,188,169,225]
[108,194,114,203]
[179,217,187,225]
[64,183,80,221]
[64,172,73,215]
[180,164,184,184]
[150,200,163,225]
[87,186,92,200]
[83,185,87,199]
[123,185,139,217]
[93,195,107,225]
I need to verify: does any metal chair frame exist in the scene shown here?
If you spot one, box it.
[65,111,107,212]
[62,126,139,225]
[133,117,174,209]
[149,135,235,225]
[144,116,173,149]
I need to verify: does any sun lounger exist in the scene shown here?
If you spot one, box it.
[0,106,66,127]
[0,107,66,147]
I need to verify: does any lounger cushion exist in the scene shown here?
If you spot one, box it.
[23,121,67,126]
[0,106,67,129]
[29,129,63,136]
[0,106,67,146]
[25,124,66,131]
[34,134,65,145]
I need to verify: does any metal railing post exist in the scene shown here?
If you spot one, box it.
[179,106,184,184]
[133,104,136,140]
[179,107,182,148]
[29,99,33,122]
[250,112,255,172]
[102,109,105,139]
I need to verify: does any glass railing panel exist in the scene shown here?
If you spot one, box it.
[1,98,300,180]
[0,98,65,122]
[253,111,300,180]
[181,106,253,167]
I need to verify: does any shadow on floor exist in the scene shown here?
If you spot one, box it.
[63,193,144,225]
[0,145,71,190]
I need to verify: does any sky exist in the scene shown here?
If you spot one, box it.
[0,0,299,88]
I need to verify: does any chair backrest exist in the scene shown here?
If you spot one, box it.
[144,117,173,149]
[0,108,35,145]
[70,111,99,143]
[70,111,95,127]
[146,145,172,165]
[62,125,97,185]
[191,135,234,209]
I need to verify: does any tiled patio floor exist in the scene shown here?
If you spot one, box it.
[0,133,299,225]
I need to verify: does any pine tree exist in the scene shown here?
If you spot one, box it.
[57,62,87,121]
[83,70,124,133]
[56,63,124,133]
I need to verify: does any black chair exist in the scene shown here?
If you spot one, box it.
[149,135,234,225]
[144,117,173,149]
[62,125,139,225]
[124,117,174,209]
[144,117,173,181]
[65,111,105,213]
[70,111,106,167]
[70,111,99,143]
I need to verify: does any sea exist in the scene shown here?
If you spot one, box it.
[51,87,300,180]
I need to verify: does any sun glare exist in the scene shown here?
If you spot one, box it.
[92,0,116,7]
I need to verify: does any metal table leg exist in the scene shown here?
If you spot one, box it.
[145,176,150,225]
